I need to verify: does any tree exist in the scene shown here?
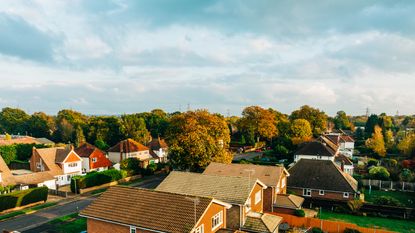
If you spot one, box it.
[365,125,386,157]
[94,139,109,151]
[384,129,394,150]
[397,133,415,157]
[54,109,87,143]
[333,111,352,130]
[0,107,30,134]
[27,112,55,138]
[166,110,232,171]
[290,105,327,136]
[74,125,86,147]
[86,116,123,147]
[369,166,390,180]
[399,168,414,182]
[365,114,380,137]
[290,119,312,144]
[120,114,151,144]
[237,106,278,142]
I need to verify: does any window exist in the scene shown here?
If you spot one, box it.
[303,188,311,197]
[211,211,223,230]
[130,227,136,233]
[245,197,251,213]
[36,162,41,169]
[255,190,261,204]
[319,190,324,196]
[68,163,77,167]
[92,158,97,163]
[195,224,204,233]
[67,175,71,181]
[343,192,349,198]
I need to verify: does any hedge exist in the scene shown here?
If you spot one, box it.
[0,186,48,212]
[0,143,50,164]
[71,169,126,193]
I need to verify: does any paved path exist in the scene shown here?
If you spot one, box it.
[0,174,166,232]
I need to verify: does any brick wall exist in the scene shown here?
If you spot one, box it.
[289,187,355,201]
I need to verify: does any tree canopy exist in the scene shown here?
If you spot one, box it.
[290,105,327,136]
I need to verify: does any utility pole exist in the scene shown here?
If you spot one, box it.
[365,107,369,117]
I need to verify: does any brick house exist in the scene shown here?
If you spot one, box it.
[156,171,282,232]
[203,162,303,213]
[30,145,83,186]
[287,159,359,201]
[107,139,154,168]
[80,186,232,233]
[75,143,112,173]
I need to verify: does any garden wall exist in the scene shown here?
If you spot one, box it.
[361,179,415,191]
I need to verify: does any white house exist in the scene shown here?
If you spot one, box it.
[107,139,154,168]
[148,138,169,163]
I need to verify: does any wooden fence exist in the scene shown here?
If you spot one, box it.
[361,179,415,192]
[269,213,395,233]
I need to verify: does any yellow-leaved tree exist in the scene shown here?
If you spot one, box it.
[365,125,386,157]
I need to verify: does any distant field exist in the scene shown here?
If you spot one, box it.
[320,210,415,233]
[364,189,415,208]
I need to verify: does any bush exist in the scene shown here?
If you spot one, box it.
[344,228,361,233]
[367,158,378,167]
[294,209,305,217]
[372,196,402,206]
[369,166,390,180]
[311,227,323,233]
[71,169,125,193]
[274,145,289,156]
[0,187,48,212]
[0,143,50,164]
[120,158,141,175]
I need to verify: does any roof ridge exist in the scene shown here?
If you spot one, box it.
[329,160,358,192]
[111,185,214,200]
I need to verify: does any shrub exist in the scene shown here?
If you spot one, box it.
[0,195,19,212]
[344,228,361,233]
[367,158,378,167]
[347,200,363,213]
[274,145,289,156]
[294,209,305,217]
[0,187,48,212]
[369,166,390,180]
[311,227,323,233]
[20,186,48,206]
[71,169,125,193]
[373,196,402,206]
[120,158,141,175]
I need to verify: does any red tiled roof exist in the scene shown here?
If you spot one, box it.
[107,139,149,153]
[75,143,112,169]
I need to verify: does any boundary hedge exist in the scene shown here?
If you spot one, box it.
[71,169,127,193]
[0,186,48,212]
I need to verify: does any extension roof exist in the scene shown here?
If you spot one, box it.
[203,162,289,187]
[242,212,282,233]
[80,186,231,233]
[287,159,358,193]
[275,194,304,210]
[156,171,267,205]
[107,139,149,153]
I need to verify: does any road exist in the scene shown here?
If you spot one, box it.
[0,174,166,232]
[232,152,262,161]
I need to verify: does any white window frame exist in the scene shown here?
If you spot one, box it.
[255,190,261,204]
[68,162,77,167]
[36,162,42,169]
[195,224,204,233]
[319,190,324,196]
[211,211,223,231]
[343,192,349,198]
[303,188,311,197]
[245,197,251,213]
[130,226,136,233]
[92,157,97,163]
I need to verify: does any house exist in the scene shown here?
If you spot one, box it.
[80,186,232,233]
[156,171,282,232]
[0,154,56,190]
[107,139,154,168]
[148,137,168,163]
[75,143,112,173]
[287,159,359,201]
[203,162,303,212]
[334,153,354,175]
[0,135,54,146]
[324,133,355,158]
[30,145,83,186]
[293,139,338,163]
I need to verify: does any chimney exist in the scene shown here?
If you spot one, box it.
[341,161,345,171]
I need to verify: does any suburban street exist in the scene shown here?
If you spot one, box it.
[0,175,166,232]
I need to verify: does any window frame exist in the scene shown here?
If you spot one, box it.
[92,157,97,163]
[130,226,136,233]
[255,190,261,204]
[303,188,311,197]
[343,192,349,198]
[211,211,223,231]
[195,224,204,233]
[319,190,324,196]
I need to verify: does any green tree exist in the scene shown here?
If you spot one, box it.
[27,112,55,138]
[365,125,386,157]
[399,169,414,182]
[54,109,87,143]
[369,166,390,180]
[74,125,86,147]
[333,110,352,130]
[365,114,380,136]
[166,110,232,171]
[86,116,123,146]
[290,119,312,144]
[94,139,109,150]
[290,105,327,136]
[0,107,30,134]
[120,114,150,144]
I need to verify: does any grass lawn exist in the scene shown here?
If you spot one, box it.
[0,202,58,221]
[364,189,415,208]
[49,213,87,233]
[320,210,415,232]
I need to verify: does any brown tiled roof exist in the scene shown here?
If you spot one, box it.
[14,171,55,185]
[242,212,282,233]
[275,194,304,209]
[0,156,15,186]
[148,138,168,150]
[55,147,72,163]
[35,147,65,176]
[203,162,288,187]
[80,186,217,233]
[108,139,149,153]
[156,171,265,205]
[287,159,358,193]
[295,141,336,157]
[340,135,355,143]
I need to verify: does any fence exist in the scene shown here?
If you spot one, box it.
[269,213,394,233]
[361,179,415,191]
[48,189,69,198]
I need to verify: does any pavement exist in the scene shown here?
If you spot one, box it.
[232,152,263,161]
[0,174,166,232]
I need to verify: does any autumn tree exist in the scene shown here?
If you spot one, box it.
[290,119,312,144]
[397,133,415,157]
[290,105,327,136]
[0,107,30,134]
[166,110,232,171]
[384,129,394,150]
[333,111,352,130]
[54,109,88,143]
[120,114,150,144]
[365,114,380,136]
[74,125,86,147]
[237,106,278,143]
[365,125,386,157]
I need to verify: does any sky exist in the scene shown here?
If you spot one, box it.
[0,0,414,116]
